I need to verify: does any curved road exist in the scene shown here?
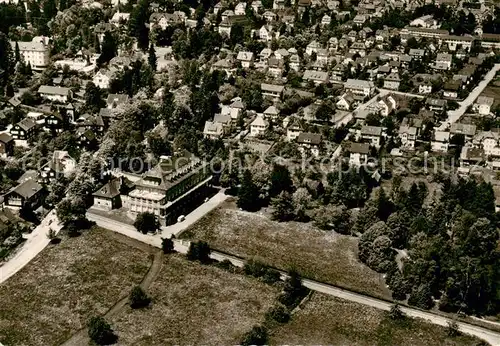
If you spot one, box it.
[0,210,62,284]
[88,213,500,345]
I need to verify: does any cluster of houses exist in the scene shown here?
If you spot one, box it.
[2,0,500,218]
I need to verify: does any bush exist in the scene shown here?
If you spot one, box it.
[388,304,405,320]
[87,316,116,345]
[216,259,236,272]
[161,237,175,254]
[265,304,290,324]
[129,286,151,309]
[186,241,211,264]
[261,268,281,285]
[244,258,268,278]
[447,320,461,337]
[241,325,268,346]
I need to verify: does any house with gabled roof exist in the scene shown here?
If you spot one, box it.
[204,121,224,139]
[11,118,37,141]
[360,125,383,148]
[286,117,303,141]
[4,178,44,210]
[473,96,495,116]
[348,142,370,166]
[250,114,269,137]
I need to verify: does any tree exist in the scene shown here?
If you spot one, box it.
[148,44,157,72]
[186,240,211,263]
[84,81,104,113]
[269,164,293,198]
[87,316,116,345]
[241,325,268,346]
[42,0,57,21]
[134,212,159,234]
[265,304,290,323]
[56,198,87,225]
[97,32,117,66]
[161,237,175,254]
[237,170,260,212]
[279,269,308,308]
[408,283,434,310]
[129,285,151,308]
[271,191,294,222]
[388,304,405,320]
[14,42,20,62]
[230,23,244,47]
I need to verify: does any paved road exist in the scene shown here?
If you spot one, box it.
[438,63,500,131]
[91,214,500,345]
[0,210,62,284]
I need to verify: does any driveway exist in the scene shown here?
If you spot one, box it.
[0,210,62,284]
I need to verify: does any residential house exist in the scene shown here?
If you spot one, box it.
[10,38,50,69]
[261,83,284,100]
[259,25,275,41]
[236,51,254,68]
[286,117,302,141]
[203,121,224,139]
[383,72,400,90]
[77,128,98,149]
[344,79,374,98]
[434,53,453,70]
[38,86,72,103]
[39,150,77,183]
[251,0,262,12]
[250,114,269,136]
[336,92,356,110]
[321,14,331,26]
[409,48,426,60]
[93,68,117,89]
[398,125,418,149]
[44,112,64,133]
[213,113,232,133]
[92,177,129,210]
[297,132,322,157]
[426,98,446,112]
[353,14,367,25]
[274,48,290,61]
[306,41,322,56]
[303,70,329,85]
[106,94,129,109]
[473,131,500,156]
[263,105,280,120]
[267,57,283,77]
[234,2,246,15]
[289,54,301,72]
[473,96,494,116]
[418,81,433,94]
[218,18,233,36]
[348,142,370,166]
[259,48,273,61]
[263,10,277,22]
[3,179,44,210]
[11,118,37,141]
[0,133,14,157]
[443,79,461,99]
[377,95,398,116]
[360,125,383,148]
[450,123,477,141]
[431,131,450,152]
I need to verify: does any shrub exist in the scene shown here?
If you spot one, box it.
[447,320,461,337]
[241,325,268,346]
[261,268,281,285]
[244,258,268,278]
[216,259,236,272]
[87,316,116,345]
[129,286,151,309]
[388,304,405,320]
[161,237,175,254]
[265,304,290,324]
[186,241,211,264]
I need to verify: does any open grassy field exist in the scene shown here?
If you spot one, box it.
[270,293,484,346]
[0,227,153,346]
[110,254,278,345]
[180,201,390,299]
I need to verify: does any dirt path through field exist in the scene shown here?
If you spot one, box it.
[61,250,164,346]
